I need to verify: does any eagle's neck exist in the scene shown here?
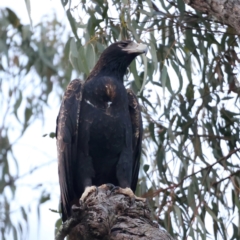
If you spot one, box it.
[87,55,132,82]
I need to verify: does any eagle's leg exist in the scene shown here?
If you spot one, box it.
[116,146,133,189]
[110,186,146,203]
[114,144,146,202]
[77,149,96,203]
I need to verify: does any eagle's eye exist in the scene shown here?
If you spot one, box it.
[120,42,128,48]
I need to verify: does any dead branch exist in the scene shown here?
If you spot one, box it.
[55,185,175,240]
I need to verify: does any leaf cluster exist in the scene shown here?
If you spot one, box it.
[0,7,72,240]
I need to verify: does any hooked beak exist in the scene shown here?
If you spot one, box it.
[122,42,148,55]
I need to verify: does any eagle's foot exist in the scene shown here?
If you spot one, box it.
[110,186,146,204]
[99,183,115,191]
[80,186,98,204]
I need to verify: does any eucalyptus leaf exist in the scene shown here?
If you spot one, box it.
[138,54,148,95]
[24,0,32,26]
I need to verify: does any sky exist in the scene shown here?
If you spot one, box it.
[0,1,70,239]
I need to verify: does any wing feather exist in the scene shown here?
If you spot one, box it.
[127,89,143,192]
[56,79,83,222]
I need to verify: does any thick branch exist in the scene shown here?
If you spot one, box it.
[55,185,175,240]
[184,0,240,34]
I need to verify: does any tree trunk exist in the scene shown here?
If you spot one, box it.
[184,0,240,34]
[55,185,175,240]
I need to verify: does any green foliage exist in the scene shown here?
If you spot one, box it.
[60,0,240,239]
[0,7,72,240]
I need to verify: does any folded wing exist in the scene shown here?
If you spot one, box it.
[127,89,143,192]
[56,79,83,222]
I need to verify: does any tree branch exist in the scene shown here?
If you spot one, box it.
[212,169,240,186]
[184,0,240,34]
[55,185,176,240]
[149,148,240,197]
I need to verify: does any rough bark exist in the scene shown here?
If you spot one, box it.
[184,0,240,34]
[55,185,175,240]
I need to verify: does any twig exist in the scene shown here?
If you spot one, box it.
[0,159,56,193]
[145,148,240,197]
[55,214,84,240]
[212,169,240,186]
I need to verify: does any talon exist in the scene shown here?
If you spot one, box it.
[99,183,115,191]
[109,186,121,196]
[110,187,146,204]
[80,186,98,202]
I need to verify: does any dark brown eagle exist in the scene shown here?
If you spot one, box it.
[56,40,147,222]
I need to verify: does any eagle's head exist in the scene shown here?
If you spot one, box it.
[89,40,148,81]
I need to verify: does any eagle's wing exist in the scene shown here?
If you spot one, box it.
[56,79,83,222]
[127,89,143,192]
